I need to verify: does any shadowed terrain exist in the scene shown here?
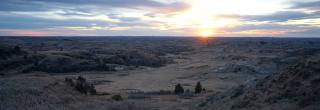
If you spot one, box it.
[0,37,320,110]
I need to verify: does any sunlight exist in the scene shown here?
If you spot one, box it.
[166,0,252,36]
[198,29,213,37]
[163,0,285,36]
[187,0,283,15]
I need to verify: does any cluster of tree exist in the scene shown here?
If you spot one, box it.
[0,45,25,59]
[104,51,168,67]
[0,40,193,74]
[65,76,125,101]
[174,83,184,94]
[28,50,169,73]
[0,45,44,72]
[31,55,116,73]
[174,81,205,94]
[65,76,96,95]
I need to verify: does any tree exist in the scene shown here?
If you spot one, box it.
[111,94,123,101]
[174,83,184,94]
[66,76,96,95]
[75,76,87,94]
[195,81,202,94]
[75,76,91,94]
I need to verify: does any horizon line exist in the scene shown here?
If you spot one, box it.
[0,36,319,39]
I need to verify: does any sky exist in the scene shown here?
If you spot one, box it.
[0,0,319,37]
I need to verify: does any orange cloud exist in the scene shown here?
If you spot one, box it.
[198,28,308,37]
[0,29,49,36]
[235,29,307,35]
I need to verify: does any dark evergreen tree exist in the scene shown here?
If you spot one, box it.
[174,83,184,94]
[195,81,202,94]
[111,94,123,101]
[75,76,90,94]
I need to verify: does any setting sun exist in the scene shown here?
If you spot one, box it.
[199,29,213,37]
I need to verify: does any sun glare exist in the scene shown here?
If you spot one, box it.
[165,0,284,36]
[199,29,213,37]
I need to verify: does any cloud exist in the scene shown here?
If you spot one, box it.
[0,0,52,11]
[0,13,117,29]
[29,0,165,8]
[56,10,93,16]
[0,0,318,37]
[0,0,191,31]
[242,11,319,22]
[235,29,306,36]
[218,10,319,23]
[108,14,141,22]
[210,28,309,37]
[292,1,320,10]
[218,21,320,37]
[0,0,182,12]
[63,25,130,31]
[156,1,191,13]
[144,1,191,18]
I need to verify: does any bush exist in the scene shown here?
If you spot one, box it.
[111,94,123,101]
[74,76,96,95]
[195,81,202,94]
[174,83,184,94]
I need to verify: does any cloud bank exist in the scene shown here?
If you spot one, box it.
[0,0,319,37]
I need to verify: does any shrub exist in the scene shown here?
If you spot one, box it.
[112,94,123,101]
[74,76,96,95]
[195,81,202,94]
[174,83,184,94]
[75,76,89,94]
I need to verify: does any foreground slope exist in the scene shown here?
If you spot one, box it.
[201,54,320,110]
[0,74,148,110]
